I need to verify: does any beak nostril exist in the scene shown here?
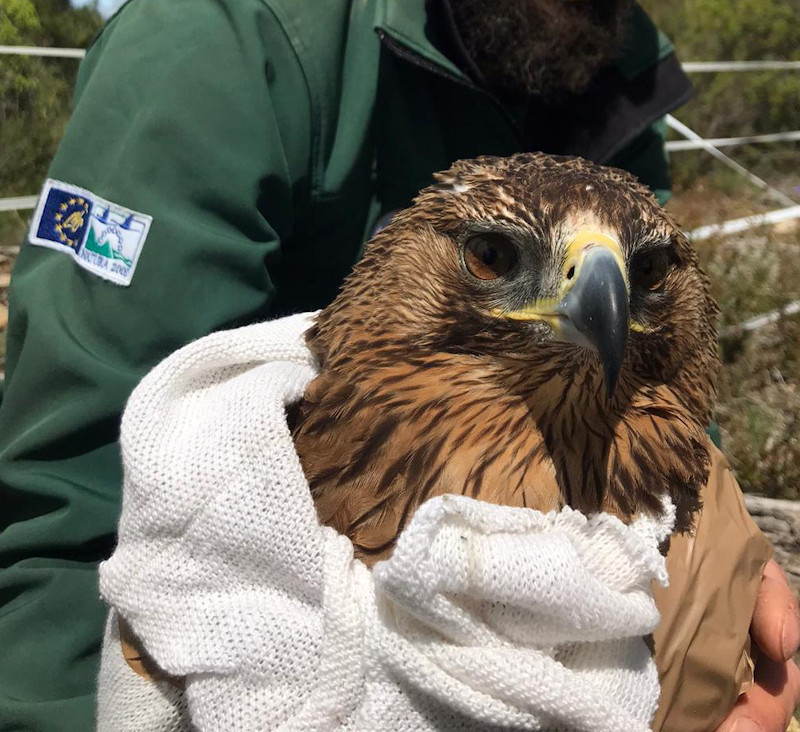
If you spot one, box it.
[566,266,576,281]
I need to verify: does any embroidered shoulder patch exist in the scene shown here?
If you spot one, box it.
[28,179,152,286]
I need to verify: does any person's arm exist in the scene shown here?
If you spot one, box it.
[0,0,311,727]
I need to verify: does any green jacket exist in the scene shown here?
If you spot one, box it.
[0,0,690,727]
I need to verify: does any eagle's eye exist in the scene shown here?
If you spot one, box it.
[631,248,671,292]
[464,234,518,280]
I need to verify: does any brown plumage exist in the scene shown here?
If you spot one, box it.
[290,153,719,565]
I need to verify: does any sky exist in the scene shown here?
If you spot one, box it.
[70,0,124,18]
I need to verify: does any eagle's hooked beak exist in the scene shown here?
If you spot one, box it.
[502,230,630,398]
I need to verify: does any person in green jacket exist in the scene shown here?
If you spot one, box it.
[1,0,797,729]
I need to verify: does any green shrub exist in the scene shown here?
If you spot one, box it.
[640,0,800,189]
[0,0,103,246]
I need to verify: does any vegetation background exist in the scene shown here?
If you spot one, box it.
[0,0,102,241]
[640,0,800,499]
[1,0,800,497]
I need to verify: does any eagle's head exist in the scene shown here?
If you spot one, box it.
[305,153,719,540]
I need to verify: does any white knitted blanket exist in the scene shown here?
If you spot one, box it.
[97,312,674,732]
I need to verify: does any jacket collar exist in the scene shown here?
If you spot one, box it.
[374,0,471,83]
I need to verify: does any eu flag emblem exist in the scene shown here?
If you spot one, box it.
[29,179,152,286]
[35,186,93,252]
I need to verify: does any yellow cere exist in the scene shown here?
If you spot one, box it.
[562,229,628,294]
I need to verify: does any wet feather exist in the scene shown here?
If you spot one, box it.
[290,153,719,564]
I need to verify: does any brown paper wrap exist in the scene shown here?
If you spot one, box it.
[652,442,773,731]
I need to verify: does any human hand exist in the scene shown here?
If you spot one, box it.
[717,560,800,732]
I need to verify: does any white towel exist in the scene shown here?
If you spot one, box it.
[97,312,674,732]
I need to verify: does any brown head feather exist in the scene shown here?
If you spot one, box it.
[292,153,719,563]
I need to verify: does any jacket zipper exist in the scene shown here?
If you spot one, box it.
[376,30,524,142]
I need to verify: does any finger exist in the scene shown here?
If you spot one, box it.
[752,559,800,662]
[715,657,800,732]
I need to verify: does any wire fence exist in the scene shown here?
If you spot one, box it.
[0,196,38,213]
[666,130,800,151]
[681,60,800,72]
[0,45,85,58]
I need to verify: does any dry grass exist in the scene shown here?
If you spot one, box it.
[668,179,800,498]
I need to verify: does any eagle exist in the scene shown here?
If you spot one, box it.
[290,153,719,565]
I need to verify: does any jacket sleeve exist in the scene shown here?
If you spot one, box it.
[0,0,311,728]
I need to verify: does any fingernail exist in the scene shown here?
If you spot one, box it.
[730,718,763,732]
[782,606,800,660]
